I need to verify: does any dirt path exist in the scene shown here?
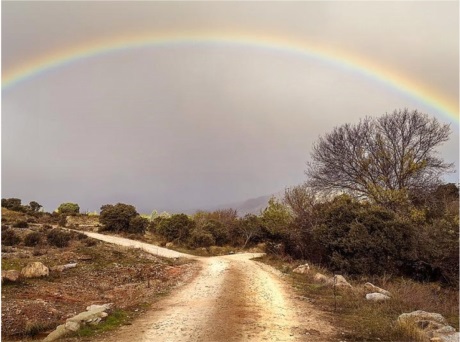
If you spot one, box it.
[81,232,337,341]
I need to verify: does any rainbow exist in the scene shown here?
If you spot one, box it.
[2,31,458,122]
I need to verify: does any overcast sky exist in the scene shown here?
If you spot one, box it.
[2,1,459,213]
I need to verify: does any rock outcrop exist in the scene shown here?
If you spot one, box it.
[20,262,49,278]
[398,310,459,342]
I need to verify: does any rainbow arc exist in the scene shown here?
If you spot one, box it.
[2,31,458,122]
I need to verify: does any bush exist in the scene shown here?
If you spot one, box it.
[13,221,28,228]
[128,216,149,234]
[1,229,21,246]
[1,198,24,212]
[189,229,215,248]
[313,196,417,276]
[202,220,228,246]
[84,238,98,247]
[24,232,42,247]
[47,229,72,248]
[156,214,194,243]
[58,215,67,227]
[57,202,80,215]
[412,217,459,286]
[76,232,88,240]
[99,203,139,233]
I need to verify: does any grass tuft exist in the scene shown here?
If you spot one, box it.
[74,309,128,337]
[23,321,50,337]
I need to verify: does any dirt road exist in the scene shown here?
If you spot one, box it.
[83,232,336,341]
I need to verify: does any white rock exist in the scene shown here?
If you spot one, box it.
[293,264,310,274]
[86,303,113,311]
[64,321,80,332]
[364,282,391,297]
[366,292,391,301]
[331,275,353,288]
[43,324,67,342]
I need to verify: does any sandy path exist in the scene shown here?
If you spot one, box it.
[81,232,336,342]
[80,231,191,259]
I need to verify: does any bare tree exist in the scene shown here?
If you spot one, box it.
[284,184,317,226]
[306,109,453,206]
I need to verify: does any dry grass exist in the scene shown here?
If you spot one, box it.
[1,208,28,223]
[258,255,459,342]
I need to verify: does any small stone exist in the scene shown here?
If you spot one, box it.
[293,264,310,274]
[2,270,21,282]
[329,275,352,288]
[366,293,391,301]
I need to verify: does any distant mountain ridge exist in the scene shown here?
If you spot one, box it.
[192,190,285,216]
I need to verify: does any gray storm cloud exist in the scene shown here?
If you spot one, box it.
[2,1,458,213]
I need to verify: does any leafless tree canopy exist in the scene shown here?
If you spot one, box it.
[306,109,453,205]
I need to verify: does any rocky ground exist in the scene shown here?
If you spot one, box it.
[1,225,198,341]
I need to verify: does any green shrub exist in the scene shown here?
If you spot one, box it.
[412,217,459,286]
[99,203,139,233]
[57,202,80,215]
[47,229,72,248]
[202,220,228,246]
[1,198,24,212]
[313,196,417,276]
[24,232,42,247]
[189,229,215,248]
[128,216,149,234]
[13,221,28,228]
[1,229,21,246]
[156,214,194,243]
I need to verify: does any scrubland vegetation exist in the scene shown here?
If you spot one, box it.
[2,109,458,340]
